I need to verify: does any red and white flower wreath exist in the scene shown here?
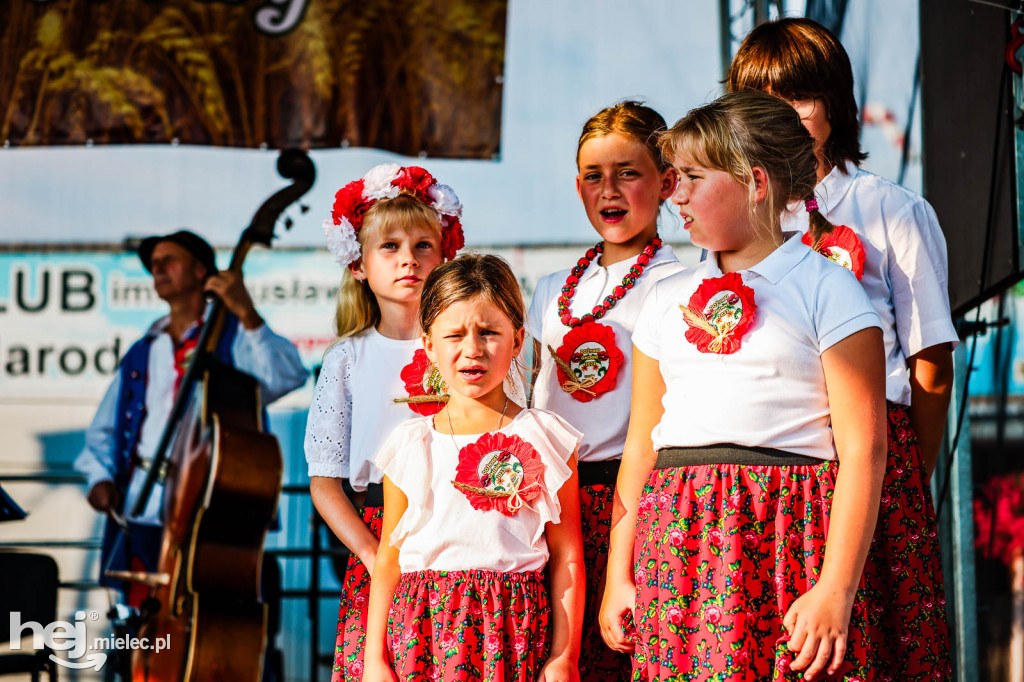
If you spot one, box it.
[452,432,545,516]
[324,163,464,267]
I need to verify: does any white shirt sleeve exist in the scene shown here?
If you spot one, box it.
[304,342,354,479]
[631,279,665,360]
[886,198,959,357]
[814,266,883,352]
[73,374,122,490]
[526,274,552,342]
[231,321,308,404]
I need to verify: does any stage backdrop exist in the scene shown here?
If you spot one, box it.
[0,250,338,401]
[0,0,507,157]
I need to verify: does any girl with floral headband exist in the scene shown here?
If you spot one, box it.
[600,92,886,680]
[727,18,954,678]
[305,163,464,682]
[363,253,584,682]
[527,101,681,681]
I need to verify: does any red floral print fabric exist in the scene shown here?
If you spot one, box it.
[858,403,952,680]
[632,460,873,681]
[331,505,384,682]
[579,483,632,681]
[386,569,550,681]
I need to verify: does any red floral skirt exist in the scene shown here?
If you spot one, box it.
[632,459,873,681]
[331,504,384,682]
[579,483,633,681]
[859,403,951,680]
[387,569,551,681]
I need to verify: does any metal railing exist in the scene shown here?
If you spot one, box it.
[0,472,342,682]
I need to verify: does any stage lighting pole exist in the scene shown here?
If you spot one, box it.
[935,344,980,682]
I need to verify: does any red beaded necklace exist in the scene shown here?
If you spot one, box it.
[557,237,662,327]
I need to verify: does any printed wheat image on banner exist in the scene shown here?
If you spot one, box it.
[0,0,507,157]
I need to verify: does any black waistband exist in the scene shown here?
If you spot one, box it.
[578,459,621,487]
[654,444,822,469]
[362,482,384,508]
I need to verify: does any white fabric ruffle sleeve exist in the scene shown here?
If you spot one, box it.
[375,417,434,548]
[521,409,582,527]
[303,341,355,478]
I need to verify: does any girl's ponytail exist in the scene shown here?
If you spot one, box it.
[804,195,836,247]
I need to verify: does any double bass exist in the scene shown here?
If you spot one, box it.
[108,149,315,681]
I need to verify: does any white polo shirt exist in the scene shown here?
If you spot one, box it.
[632,233,881,461]
[782,161,958,405]
[528,245,683,462]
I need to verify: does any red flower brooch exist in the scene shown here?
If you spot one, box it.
[395,349,447,416]
[452,432,545,516]
[548,237,659,402]
[549,322,623,402]
[801,225,866,280]
[680,272,757,354]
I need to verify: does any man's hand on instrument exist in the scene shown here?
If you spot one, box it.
[87,480,121,514]
[204,271,263,330]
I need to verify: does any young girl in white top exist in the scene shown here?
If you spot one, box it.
[528,101,680,681]
[600,92,887,681]
[364,254,585,682]
[305,164,465,682]
[727,18,954,678]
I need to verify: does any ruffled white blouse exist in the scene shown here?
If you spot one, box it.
[376,408,582,573]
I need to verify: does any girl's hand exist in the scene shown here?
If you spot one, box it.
[782,580,855,680]
[361,655,399,682]
[358,540,380,573]
[536,654,579,682]
[598,574,636,654]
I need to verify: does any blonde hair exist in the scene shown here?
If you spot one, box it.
[334,193,443,338]
[659,91,834,242]
[577,101,670,172]
[419,253,524,335]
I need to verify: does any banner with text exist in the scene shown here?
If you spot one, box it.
[0,251,341,400]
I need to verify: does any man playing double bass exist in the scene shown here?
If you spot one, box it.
[75,230,307,604]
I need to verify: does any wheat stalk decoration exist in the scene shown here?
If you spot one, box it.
[680,304,729,354]
[546,345,597,396]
